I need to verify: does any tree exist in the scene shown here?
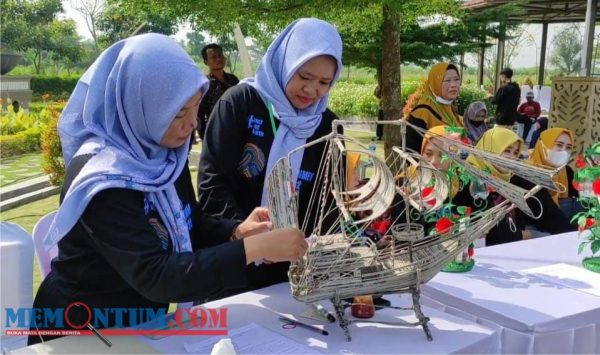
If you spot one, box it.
[549,24,582,76]
[594,26,600,76]
[483,25,531,84]
[1,0,85,74]
[0,0,66,73]
[96,0,179,47]
[113,0,512,153]
[49,20,83,74]
[71,0,104,55]
[186,31,207,62]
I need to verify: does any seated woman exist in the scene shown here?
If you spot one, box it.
[529,127,580,218]
[528,116,548,149]
[395,125,463,233]
[29,34,307,345]
[463,101,488,143]
[466,127,573,246]
[404,62,463,152]
[197,18,343,292]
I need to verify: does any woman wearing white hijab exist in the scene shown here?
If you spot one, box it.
[198,18,343,292]
[30,33,306,345]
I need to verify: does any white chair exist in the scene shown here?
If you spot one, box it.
[537,86,552,114]
[32,211,58,278]
[0,222,34,351]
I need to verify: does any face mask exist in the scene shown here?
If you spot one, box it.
[435,96,453,105]
[470,120,484,127]
[546,149,570,167]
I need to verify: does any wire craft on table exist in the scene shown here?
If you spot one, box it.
[265,119,561,342]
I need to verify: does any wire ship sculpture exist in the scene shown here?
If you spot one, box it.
[265,120,562,341]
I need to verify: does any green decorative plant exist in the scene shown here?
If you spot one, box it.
[572,143,600,272]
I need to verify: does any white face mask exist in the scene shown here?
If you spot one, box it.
[436,96,453,105]
[546,149,570,167]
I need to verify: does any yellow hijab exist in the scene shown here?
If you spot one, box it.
[406,62,463,129]
[466,127,523,182]
[417,125,461,198]
[529,127,574,204]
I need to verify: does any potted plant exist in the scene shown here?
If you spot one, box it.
[572,142,600,273]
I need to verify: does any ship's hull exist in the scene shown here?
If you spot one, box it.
[289,202,510,303]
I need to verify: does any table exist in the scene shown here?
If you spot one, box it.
[147,283,498,354]
[476,231,592,270]
[15,283,499,354]
[421,232,600,354]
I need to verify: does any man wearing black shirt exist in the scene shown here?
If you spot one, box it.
[492,68,526,126]
[197,44,240,140]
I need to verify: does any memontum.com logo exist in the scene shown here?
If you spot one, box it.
[4,302,228,337]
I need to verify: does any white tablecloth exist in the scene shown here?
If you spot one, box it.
[15,283,498,354]
[146,283,498,354]
[422,232,600,354]
[476,231,592,270]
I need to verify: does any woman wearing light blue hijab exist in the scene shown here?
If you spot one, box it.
[29,33,307,345]
[198,18,343,292]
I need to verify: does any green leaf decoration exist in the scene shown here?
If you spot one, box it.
[591,240,600,255]
[578,241,588,255]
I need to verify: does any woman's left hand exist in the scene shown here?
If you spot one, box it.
[234,207,273,239]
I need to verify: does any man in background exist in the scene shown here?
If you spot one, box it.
[518,91,541,141]
[492,68,525,127]
[197,43,240,140]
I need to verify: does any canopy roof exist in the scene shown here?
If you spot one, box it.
[464,0,599,23]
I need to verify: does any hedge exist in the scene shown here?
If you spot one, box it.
[29,101,66,114]
[0,127,42,158]
[31,75,79,99]
[328,81,489,119]
[1,103,61,158]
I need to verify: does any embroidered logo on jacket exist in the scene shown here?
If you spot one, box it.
[248,115,265,137]
[295,169,315,194]
[238,143,266,178]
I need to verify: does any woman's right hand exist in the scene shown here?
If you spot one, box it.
[243,228,307,264]
[234,207,272,239]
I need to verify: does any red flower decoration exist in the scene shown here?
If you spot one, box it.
[593,179,600,196]
[421,186,433,198]
[572,180,581,191]
[468,247,474,258]
[578,218,595,232]
[436,217,454,235]
[465,207,472,216]
[576,154,587,168]
[586,218,595,229]
[421,187,436,206]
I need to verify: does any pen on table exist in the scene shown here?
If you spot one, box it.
[86,323,112,347]
[312,304,336,323]
[278,315,329,336]
[74,303,112,347]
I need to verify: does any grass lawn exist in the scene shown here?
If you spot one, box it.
[0,153,44,187]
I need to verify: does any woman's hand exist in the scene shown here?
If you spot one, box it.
[234,207,272,239]
[244,228,308,264]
